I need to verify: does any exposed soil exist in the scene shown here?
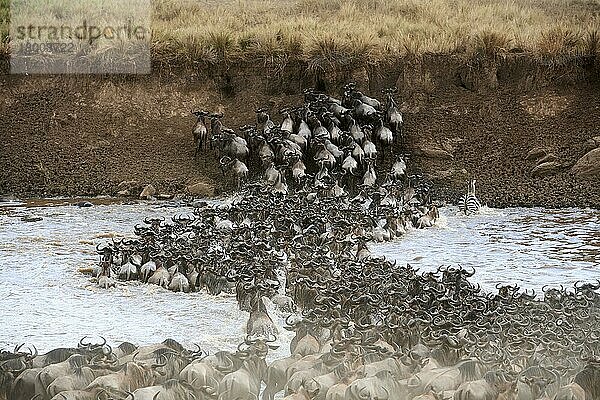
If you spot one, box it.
[1,55,599,207]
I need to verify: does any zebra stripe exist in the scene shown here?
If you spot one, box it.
[458,194,481,215]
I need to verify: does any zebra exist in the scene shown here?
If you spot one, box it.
[457,179,481,215]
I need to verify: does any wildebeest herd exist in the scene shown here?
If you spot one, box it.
[2,85,598,400]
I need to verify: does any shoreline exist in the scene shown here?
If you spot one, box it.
[1,54,599,207]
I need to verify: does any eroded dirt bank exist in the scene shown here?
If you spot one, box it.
[0,55,599,207]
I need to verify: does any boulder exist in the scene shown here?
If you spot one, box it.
[73,201,93,207]
[139,184,156,199]
[186,182,214,197]
[571,148,600,177]
[21,215,43,222]
[536,153,557,165]
[526,147,548,161]
[117,180,139,191]
[531,161,562,177]
[584,136,600,152]
[419,147,454,160]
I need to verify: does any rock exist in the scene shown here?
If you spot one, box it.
[21,215,43,222]
[536,153,557,165]
[73,201,93,207]
[117,190,130,197]
[117,180,138,191]
[526,147,548,161]
[157,194,173,200]
[531,161,562,177]
[420,147,454,160]
[186,182,214,197]
[571,148,600,177]
[139,184,156,199]
[584,136,600,152]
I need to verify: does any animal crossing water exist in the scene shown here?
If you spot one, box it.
[375,206,600,293]
[0,200,598,353]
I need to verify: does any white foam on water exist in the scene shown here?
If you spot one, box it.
[0,201,598,355]
[0,201,295,359]
[374,206,600,294]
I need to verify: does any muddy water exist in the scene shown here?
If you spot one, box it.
[0,200,598,355]
[0,199,294,358]
[375,207,600,293]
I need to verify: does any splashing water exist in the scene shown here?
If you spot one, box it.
[0,199,294,359]
[0,199,598,354]
[374,206,600,294]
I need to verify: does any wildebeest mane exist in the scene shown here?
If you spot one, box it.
[457,359,487,382]
[162,339,184,352]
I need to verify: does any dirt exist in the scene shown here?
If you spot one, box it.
[0,55,599,208]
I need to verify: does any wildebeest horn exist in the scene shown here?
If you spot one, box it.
[96,243,110,253]
[462,265,475,277]
[215,354,235,372]
[542,284,551,293]
[79,336,91,348]
[265,334,277,343]
[190,343,202,355]
[29,345,38,359]
[244,335,259,346]
[151,354,168,369]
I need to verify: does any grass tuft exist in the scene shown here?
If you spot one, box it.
[206,31,234,60]
[1,0,600,66]
[474,31,511,59]
[538,28,582,56]
[584,30,600,57]
[306,36,351,72]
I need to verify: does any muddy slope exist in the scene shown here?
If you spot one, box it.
[0,55,599,207]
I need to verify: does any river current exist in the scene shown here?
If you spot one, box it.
[0,199,598,355]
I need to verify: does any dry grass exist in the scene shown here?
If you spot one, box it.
[2,0,600,65]
[150,0,600,64]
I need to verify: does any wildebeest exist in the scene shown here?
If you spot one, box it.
[553,383,586,400]
[36,354,89,400]
[85,359,165,394]
[191,110,209,156]
[453,371,518,400]
[129,379,199,400]
[573,362,600,400]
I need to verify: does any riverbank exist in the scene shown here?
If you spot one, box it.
[1,54,599,207]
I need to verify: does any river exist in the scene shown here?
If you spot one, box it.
[0,199,598,355]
